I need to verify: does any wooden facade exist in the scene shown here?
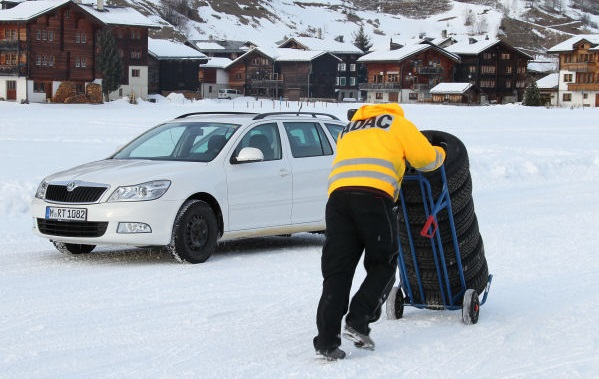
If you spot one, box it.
[358,44,459,103]
[279,54,338,100]
[448,39,531,104]
[0,0,156,102]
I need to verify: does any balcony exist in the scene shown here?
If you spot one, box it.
[562,62,595,72]
[567,83,599,92]
[359,82,401,91]
[0,64,22,76]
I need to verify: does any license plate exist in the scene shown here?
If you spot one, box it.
[45,206,87,221]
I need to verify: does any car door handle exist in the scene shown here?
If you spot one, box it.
[279,168,291,177]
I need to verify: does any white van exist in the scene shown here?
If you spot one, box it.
[218,89,242,99]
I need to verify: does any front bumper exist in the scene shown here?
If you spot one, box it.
[30,197,181,246]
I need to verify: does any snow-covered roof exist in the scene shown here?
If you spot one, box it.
[445,38,502,55]
[200,57,232,69]
[227,47,340,68]
[278,36,363,54]
[77,3,160,28]
[0,0,69,21]
[535,73,559,90]
[429,82,472,94]
[0,0,159,28]
[195,41,226,51]
[547,35,599,53]
[357,43,460,63]
[148,38,207,60]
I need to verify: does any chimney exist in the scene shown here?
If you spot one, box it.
[441,29,447,38]
[468,37,477,45]
[97,0,104,11]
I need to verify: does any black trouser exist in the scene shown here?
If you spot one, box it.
[314,188,399,352]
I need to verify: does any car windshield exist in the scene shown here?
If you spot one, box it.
[112,121,239,162]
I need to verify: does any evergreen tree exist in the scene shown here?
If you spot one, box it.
[352,25,373,53]
[523,79,543,106]
[96,29,123,101]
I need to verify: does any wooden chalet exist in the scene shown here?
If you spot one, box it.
[429,82,478,104]
[226,47,341,100]
[357,41,460,103]
[446,37,532,104]
[0,0,158,103]
[277,36,364,101]
[198,57,232,99]
[148,38,207,96]
[192,39,256,60]
[547,35,599,107]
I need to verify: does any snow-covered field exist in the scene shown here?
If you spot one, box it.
[1,97,598,378]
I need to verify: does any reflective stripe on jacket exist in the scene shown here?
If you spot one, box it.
[328,103,445,201]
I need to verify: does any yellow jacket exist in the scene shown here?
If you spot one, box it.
[328,103,445,201]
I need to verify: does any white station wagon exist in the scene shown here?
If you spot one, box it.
[31,111,346,263]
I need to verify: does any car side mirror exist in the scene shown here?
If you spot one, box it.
[233,147,264,163]
[347,109,357,121]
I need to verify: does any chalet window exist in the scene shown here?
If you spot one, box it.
[81,58,87,68]
[335,77,339,85]
[505,79,511,88]
[130,30,141,40]
[483,53,495,60]
[132,69,140,77]
[339,77,347,86]
[562,93,572,101]
[349,77,356,86]
[481,65,495,74]
[75,32,80,44]
[65,9,70,18]
[501,53,511,59]
[42,30,47,41]
[469,65,476,74]
[49,56,55,67]
[563,74,573,82]
[130,51,142,59]
[81,33,87,44]
[375,92,383,100]
[505,66,512,74]
[583,93,588,99]
[387,73,399,82]
[75,57,80,67]
[48,31,54,42]
[480,79,495,88]
[36,30,41,41]
[517,66,526,74]
[33,82,45,93]
[36,55,41,66]
[338,63,346,71]
[409,93,418,100]
[350,64,356,72]
[42,55,47,66]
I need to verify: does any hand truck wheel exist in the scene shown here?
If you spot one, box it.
[385,286,405,320]
[462,289,480,324]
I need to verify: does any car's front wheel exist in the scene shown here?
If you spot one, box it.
[168,200,218,263]
[52,241,95,255]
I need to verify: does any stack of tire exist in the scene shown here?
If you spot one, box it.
[396,130,488,309]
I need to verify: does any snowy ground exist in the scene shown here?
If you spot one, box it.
[1,97,598,378]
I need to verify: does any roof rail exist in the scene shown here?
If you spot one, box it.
[175,112,257,119]
[253,112,340,120]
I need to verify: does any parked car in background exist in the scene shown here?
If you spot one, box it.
[217,88,242,99]
[31,111,345,263]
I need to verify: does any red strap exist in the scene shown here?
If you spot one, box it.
[420,215,438,238]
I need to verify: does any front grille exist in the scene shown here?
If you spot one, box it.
[46,184,108,203]
[37,219,108,237]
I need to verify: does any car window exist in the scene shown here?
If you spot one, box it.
[233,123,282,161]
[284,122,333,158]
[113,122,238,162]
[325,123,343,143]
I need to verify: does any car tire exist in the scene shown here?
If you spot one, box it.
[52,241,95,254]
[168,200,218,264]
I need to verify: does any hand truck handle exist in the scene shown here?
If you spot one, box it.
[420,215,438,238]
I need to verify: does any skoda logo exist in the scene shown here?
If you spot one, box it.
[66,181,77,192]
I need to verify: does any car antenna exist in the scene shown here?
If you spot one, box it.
[296,103,303,115]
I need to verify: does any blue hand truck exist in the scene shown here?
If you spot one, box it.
[386,164,493,324]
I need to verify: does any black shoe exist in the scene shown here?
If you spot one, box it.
[342,326,375,351]
[315,347,346,361]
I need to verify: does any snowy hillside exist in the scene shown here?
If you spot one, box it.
[127,0,599,54]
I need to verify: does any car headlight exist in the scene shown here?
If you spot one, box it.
[35,180,49,199]
[108,180,171,202]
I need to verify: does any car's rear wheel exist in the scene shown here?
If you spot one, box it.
[168,200,218,263]
[52,241,95,255]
